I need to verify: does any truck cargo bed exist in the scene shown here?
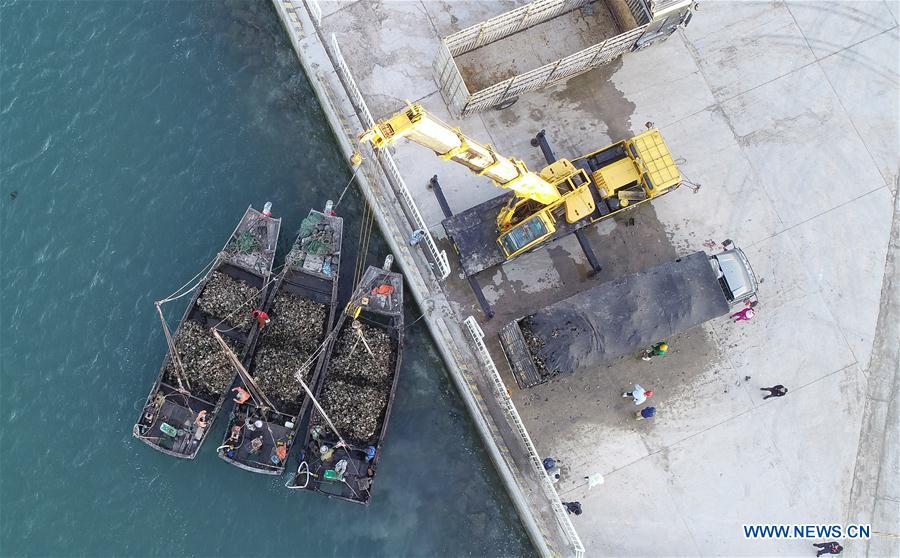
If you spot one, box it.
[500,251,730,388]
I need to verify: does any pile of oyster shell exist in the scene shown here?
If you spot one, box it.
[328,321,393,387]
[319,379,388,444]
[164,320,241,402]
[250,291,328,415]
[197,271,260,333]
[319,321,396,444]
[520,318,558,379]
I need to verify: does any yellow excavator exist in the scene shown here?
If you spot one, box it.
[359,103,682,272]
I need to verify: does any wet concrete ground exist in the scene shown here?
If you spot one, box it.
[301,0,898,556]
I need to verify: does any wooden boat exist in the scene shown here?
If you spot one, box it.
[287,256,403,505]
[217,204,343,474]
[132,204,281,459]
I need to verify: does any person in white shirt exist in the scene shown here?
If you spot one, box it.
[622,384,653,405]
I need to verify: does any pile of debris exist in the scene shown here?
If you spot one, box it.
[319,321,396,445]
[252,292,327,414]
[264,292,327,351]
[164,320,240,402]
[328,321,394,387]
[197,271,260,333]
[319,379,388,444]
[520,318,560,380]
[286,213,339,277]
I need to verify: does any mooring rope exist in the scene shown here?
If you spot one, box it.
[333,165,360,210]
[353,198,374,289]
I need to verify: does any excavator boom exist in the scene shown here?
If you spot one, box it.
[359,103,560,206]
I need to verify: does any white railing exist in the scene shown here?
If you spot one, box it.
[329,34,375,128]
[328,33,451,280]
[305,0,322,26]
[463,316,585,558]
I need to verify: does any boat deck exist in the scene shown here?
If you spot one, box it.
[299,433,372,501]
[225,209,280,274]
[223,411,295,473]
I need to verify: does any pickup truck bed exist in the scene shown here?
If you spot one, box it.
[500,251,730,388]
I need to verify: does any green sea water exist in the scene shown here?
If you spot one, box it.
[0,1,534,556]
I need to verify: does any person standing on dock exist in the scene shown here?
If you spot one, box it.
[635,406,656,420]
[813,541,843,556]
[252,308,270,329]
[542,457,561,483]
[623,384,653,404]
[641,342,668,361]
[760,385,788,399]
[732,307,756,322]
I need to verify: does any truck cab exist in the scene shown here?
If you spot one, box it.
[710,243,758,304]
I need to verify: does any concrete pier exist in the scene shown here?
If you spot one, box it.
[272,1,899,556]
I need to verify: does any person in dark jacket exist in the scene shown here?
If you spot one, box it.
[760,385,788,399]
[635,406,657,420]
[813,541,843,556]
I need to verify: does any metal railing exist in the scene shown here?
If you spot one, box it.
[433,0,663,116]
[327,33,451,280]
[304,0,322,26]
[463,316,585,558]
[328,33,375,128]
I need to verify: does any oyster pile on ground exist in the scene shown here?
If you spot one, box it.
[319,321,396,445]
[251,291,327,415]
[164,320,241,402]
[197,271,260,333]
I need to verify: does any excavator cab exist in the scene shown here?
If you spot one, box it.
[497,212,557,258]
[496,163,593,230]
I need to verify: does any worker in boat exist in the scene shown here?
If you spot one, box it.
[371,284,394,296]
[195,410,208,429]
[364,445,376,462]
[251,308,270,329]
[249,436,264,454]
[275,442,288,463]
[229,425,241,443]
[232,386,251,405]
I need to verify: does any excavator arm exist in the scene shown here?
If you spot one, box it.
[359,103,561,206]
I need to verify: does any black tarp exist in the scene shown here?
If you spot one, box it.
[522,251,730,373]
